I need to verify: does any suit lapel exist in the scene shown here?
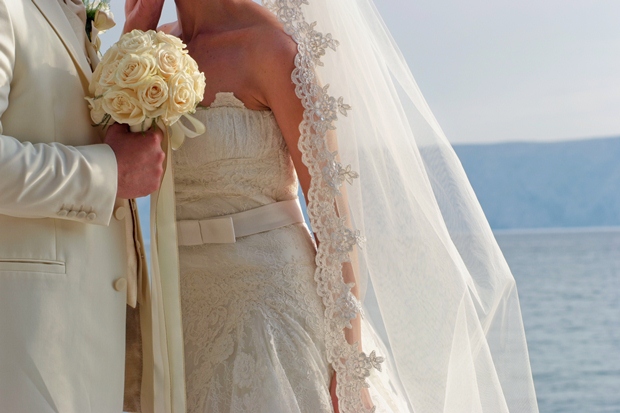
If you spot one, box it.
[31,0,92,82]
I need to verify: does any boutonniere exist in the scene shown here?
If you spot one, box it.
[83,0,116,52]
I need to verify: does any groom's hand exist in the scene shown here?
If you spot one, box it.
[104,123,165,199]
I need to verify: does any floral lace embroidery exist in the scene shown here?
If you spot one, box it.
[173,107,298,220]
[180,249,332,412]
[174,103,334,412]
[323,151,360,195]
[264,0,383,411]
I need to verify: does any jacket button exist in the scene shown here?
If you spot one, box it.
[114,206,127,220]
[67,210,77,218]
[86,212,97,221]
[57,209,68,217]
[77,211,87,219]
[113,278,127,292]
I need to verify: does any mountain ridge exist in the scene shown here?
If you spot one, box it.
[453,136,620,229]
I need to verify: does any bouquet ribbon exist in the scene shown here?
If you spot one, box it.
[169,113,206,150]
[148,129,187,413]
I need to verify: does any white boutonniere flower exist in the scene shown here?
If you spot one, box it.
[83,0,115,53]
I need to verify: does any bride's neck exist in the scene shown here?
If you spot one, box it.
[175,0,242,41]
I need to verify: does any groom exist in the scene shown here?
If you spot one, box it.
[0,0,164,412]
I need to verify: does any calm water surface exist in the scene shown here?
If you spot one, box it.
[496,228,620,413]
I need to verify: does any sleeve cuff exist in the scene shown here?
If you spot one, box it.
[76,143,118,226]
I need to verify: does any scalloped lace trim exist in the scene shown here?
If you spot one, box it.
[208,92,247,109]
[263,1,383,412]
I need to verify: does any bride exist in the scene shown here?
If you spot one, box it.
[125,0,540,412]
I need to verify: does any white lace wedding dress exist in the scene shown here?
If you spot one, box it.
[173,92,334,413]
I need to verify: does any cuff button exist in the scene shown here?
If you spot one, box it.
[86,212,97,221]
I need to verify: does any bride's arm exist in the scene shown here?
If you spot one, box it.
[255,29,371,411]
[255,31,363,346]
[123,0,165,33]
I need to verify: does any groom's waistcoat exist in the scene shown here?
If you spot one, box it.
[0,1,149,412]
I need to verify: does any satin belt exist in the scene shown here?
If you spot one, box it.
[176,199,305,245]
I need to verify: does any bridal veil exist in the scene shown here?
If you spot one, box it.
[261,0,539,412]
[149,0,540,411]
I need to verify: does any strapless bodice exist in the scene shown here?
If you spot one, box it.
[173,93,298,221]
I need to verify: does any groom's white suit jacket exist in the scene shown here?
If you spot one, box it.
[0,1,159,412]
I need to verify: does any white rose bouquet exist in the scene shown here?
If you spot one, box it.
[86,29,206,149]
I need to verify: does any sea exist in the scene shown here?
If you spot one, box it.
[138,196,619,412]
[495,228,620,413]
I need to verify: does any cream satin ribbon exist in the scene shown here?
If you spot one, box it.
[129,113,205,152]
[169,113,206,150]
[148,133,186,413]
[176,199,306,246]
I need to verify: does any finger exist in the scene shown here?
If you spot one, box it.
[152,127,164,143]
[155,148,166,166]
[108,122,128,135]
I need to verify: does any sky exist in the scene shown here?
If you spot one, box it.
[103,0,620,144]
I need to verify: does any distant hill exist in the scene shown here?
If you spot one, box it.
[137,137,620,234]
[453,137,620,229]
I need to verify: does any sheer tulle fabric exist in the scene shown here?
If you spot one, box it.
[259,0,539,412]
[150,1,539,411]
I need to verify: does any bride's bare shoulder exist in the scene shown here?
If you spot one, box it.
[246,21,299,110]
[234,4,299,106]
[247,12,297,70]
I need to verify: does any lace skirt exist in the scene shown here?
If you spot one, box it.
[179,223,334,413]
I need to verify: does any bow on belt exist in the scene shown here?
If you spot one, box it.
[176,199,306,245]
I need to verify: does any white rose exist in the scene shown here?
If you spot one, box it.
[91,46,125,95]
[91,58,121,96]
[155,31,186,51]
[166,72,196,122]
[155,44,185,79]
[117,30,155,54]
[90,83,104,97]
[137,76,169,118]
[183,56,206,104]
[184,55,198,75]
[191,72,206,105]
[115,53,156,89]
[101,88,146,126]
[93,9,116,32]
[98,44,124,67]
[86,97,108,125]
